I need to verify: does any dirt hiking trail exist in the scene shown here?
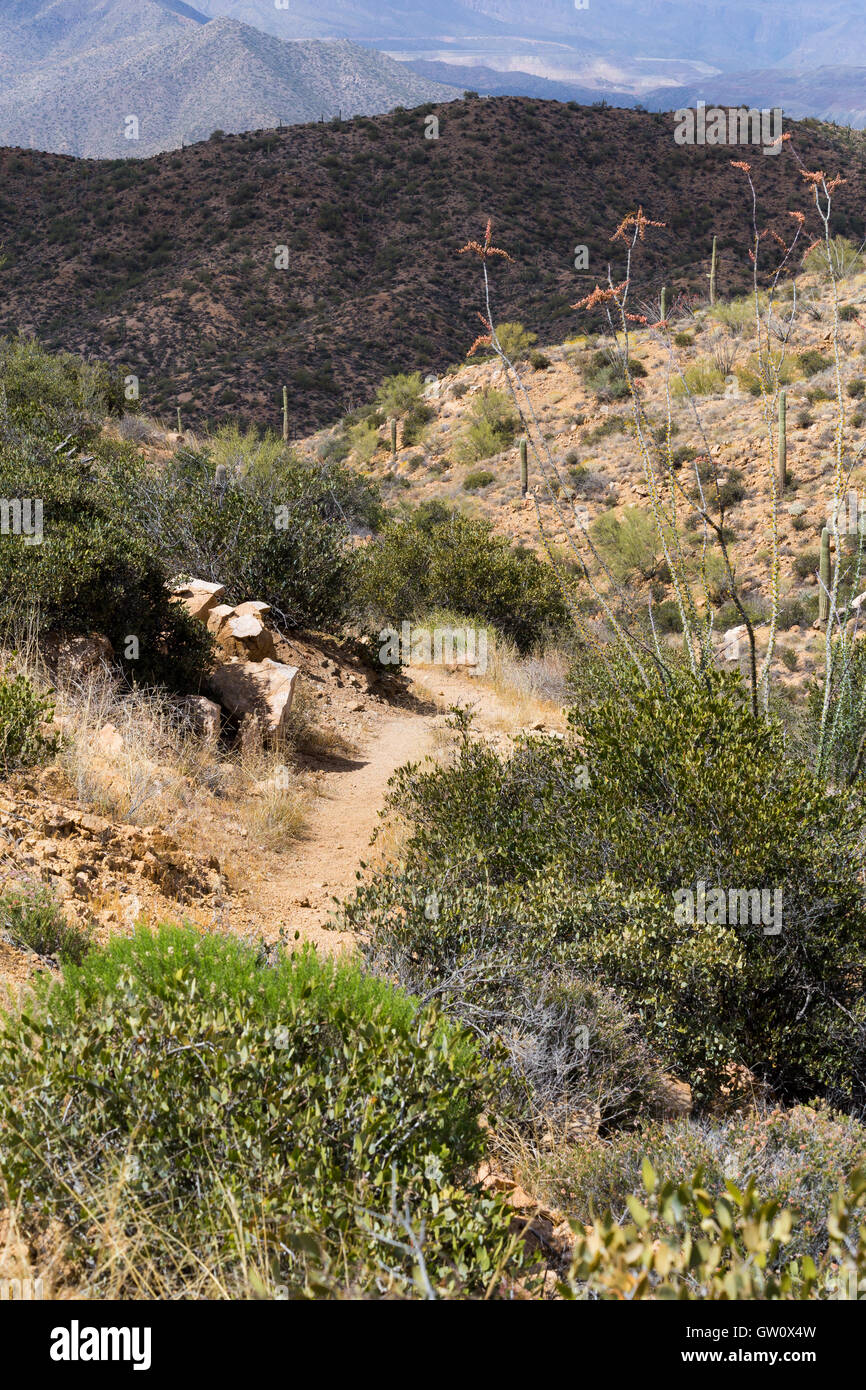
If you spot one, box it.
[232,665,542,953]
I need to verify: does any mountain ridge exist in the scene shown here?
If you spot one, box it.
[1,99,861,433]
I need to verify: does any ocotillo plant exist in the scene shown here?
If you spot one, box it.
[819,526,831,626]
[520,437,528,496]
[709,235,718,306]
[282,386,289,442]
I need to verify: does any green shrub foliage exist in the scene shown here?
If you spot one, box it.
[0,924,523,1297]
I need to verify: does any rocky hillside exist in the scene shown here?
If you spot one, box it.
[0,6,457,157]
[1,99,864,432]
[300,259,866,701]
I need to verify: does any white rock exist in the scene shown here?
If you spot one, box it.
[171,579,226,622]
[209,658,299,739]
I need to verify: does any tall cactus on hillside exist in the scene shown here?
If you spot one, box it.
[282,386,289,442]
[660,286,667,322]
[390,417,397,459]
[709,235,718,306]
[777,389,787,491]
[520,437,528,496]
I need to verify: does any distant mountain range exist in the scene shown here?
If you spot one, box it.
[2,0,866,158]
[0,1,458,157]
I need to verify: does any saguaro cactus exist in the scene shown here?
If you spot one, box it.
[282,386,289,442]
[390,417,397,458]
[176,406,183,435]
[819,525,831,626]
[520,437,528,496]
[777,389,787,491]
[709,235,718,306]
[660,286,667,322]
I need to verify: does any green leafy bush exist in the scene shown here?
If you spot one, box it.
[344,672,866,1113]
[0,924,522,1298]
[565,1163,866,1300]
[0,667,56,771]
[357,503,569,651]
[798,349,831,378]
[582,349,645,401]
[493,322,537,361]
[0,450,212,691]
[455,388,518,462]
[124,446,378,633]
[590,507,662,581]
[0,883,91,964]
[463,468,496,491]
[543,1105,866,1263]
[673,359,725,397]
[804,235,863,281]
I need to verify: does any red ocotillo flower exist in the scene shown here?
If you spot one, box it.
[466,312,493,357]
[610,207,665,244]
[572,281,629,311]
[458,218,513,262]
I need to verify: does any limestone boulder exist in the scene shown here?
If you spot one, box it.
[182,695,221,741]
[171,579,226,623]
[216,612,276,661]
[41,631,114,679]
[209,658,299,739]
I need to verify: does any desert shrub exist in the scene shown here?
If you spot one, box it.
[344,672,866,1112]
[124,447,379,633]
[564,1163,866,1299]
[0,924,523,1298]
[590,507,663,581]
[673,332,694,347]
[543,1105,866,1264]
[529,351,550,370]
[711,293,767,333]
[357,504,569,652]
[808,636,866,784]
[401,402,434,446]
[375,372,425,417]
[651,598,684,633]
[804,235,863,280]
[347,420,380,462]
[0,448,212,691]
[463,468,496,491]
[673,359,725,397]
[715,466,746,509]
[794,548,820,579]
[582,349,645,401]
[0,667,56,770]
[847,378,866,399]
[798,349,832,378]
[839,304,860,322]
[0,883,92,964]
[778,597,807,629]
[455,388,518,462]
[0,336,126,436]
[582,415,629,446]
[493,322,537,360]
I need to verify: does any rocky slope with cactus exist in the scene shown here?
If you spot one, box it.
[298,249,866,705]
[2,100,865,432]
